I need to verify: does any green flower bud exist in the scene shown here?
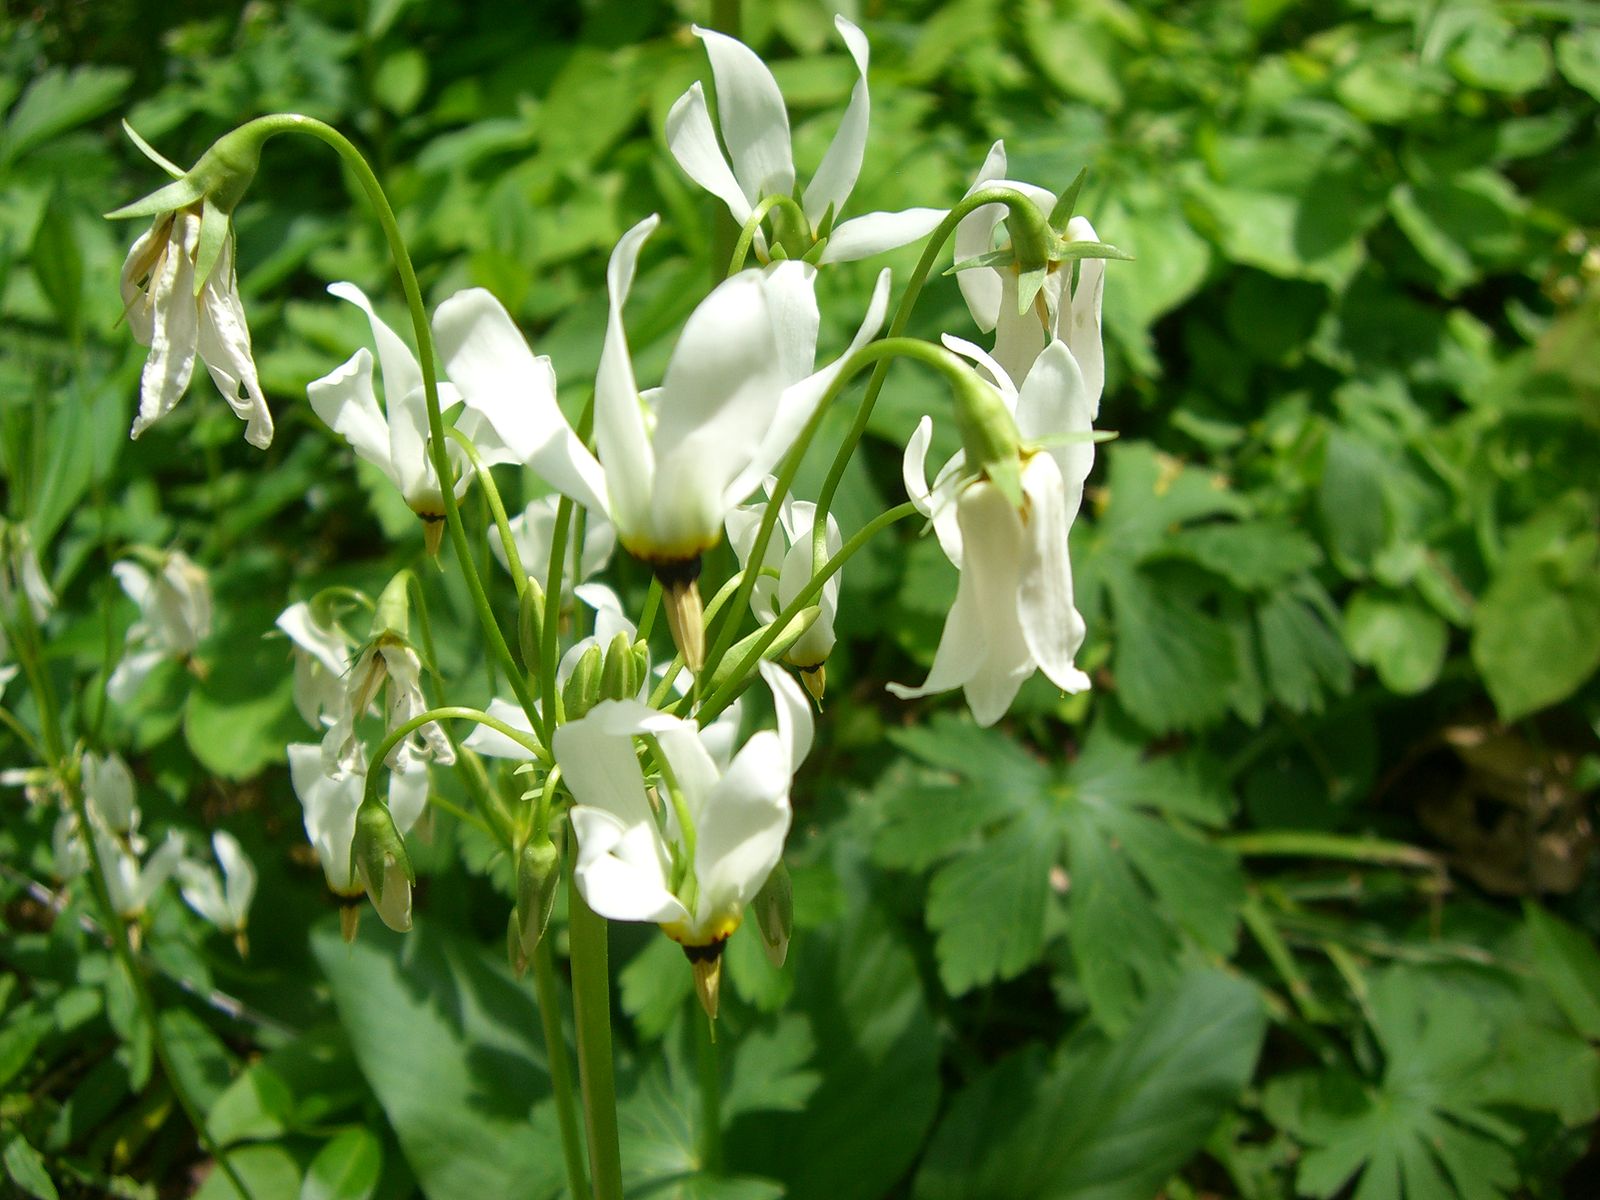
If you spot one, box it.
[352,800,415,934]
[518,575,546,681]
[600,631,637,701]
[510,835,562,973]
[373,571,412,640]
[562,643,604,722]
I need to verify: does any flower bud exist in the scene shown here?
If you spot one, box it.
[518,576,546,681]
[562,644,604,722]
[352,800,415,933]
[752,860,794,968]
[373,571,412,639]
[600,631,637,701]
[510,835,561,974]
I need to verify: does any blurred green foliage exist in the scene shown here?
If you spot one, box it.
[2,0,1598,1197]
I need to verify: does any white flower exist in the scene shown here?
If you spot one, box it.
[276,601,357,729]
[82,752,137,834]
[322,635,453,776]
[955,142,1106,408]
[119,207,272,448]
[889,338,1095,725]
[108,551,212,704]
[726,480,842,681]
[667,16,945,263]
[555,661,811,1016]
[0,521,55,626]
[288,741,428,897]
[489,495,616,590]
[101,829,186,920]
[177,831,256,942]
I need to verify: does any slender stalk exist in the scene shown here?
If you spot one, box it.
[695,1008,722,1173]
[541,495,575,729]
[1221,830,1442,872]
[7,601,253,1198]
[635,578,662,644]
[697,501,919,721]
[361,705,548,810]
[568,879,624,1200]
[534,934,591,1200]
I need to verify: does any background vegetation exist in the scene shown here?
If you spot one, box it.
[2,0,1598,1197]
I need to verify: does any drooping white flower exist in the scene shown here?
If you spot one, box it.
[667,16,946,263]
[276,600,358,729]
[726,480,842,697]
[177,831,256,947]
[101,828,186,920]
[288,741,428,899]
[322,634,454,776]
[489,495,616,590]
[556,661,811,1016]
[82,752,137,834]
[955,142,1106,407]
[108,551,212,704]
[119,206,272,448]
[889,337,1095,726]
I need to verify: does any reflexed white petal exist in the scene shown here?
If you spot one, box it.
[289,742,362,893]
[107,647,165,705]
[666,83,753,223]
[135,832,186,914]
[886,544,986,703]
[693,25,795,205]
[131,212,201,440]
[761,659,813,769]
[648,272,783,551]
[1014,340,1094,511]
[388,765,430,836]
[953,481,1034,725]
[83,752,137,833]
[595,216,660,537]
[276,602,353,677]
[120,219,167,347]
[553,699,680,831]
[1062,216,1106,418]
[434,288,610,513]
[940,332,1020,407]
[570,807,687,925]
[328,282,424,414]
[694,723,792,925]
[760,261,821,388]
[197,244,272,448]
[308,349,402,491]
[901,418,966,563]
[214,830,257,921]
[1017,454,1091,695]
[802,14,872,226]
[657,724,722,838]
[819,207,946,263]
[461,697,540,760]
[990,271,1049,390]
[177,859,229,928]
[954,141,1009,332]
[775,503,840,667]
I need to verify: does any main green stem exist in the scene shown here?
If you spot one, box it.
[569,879,624,1200]
[534,934,591,1200]
[6,602,253,1199]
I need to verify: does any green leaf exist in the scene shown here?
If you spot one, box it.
[1389,173,1524,293]
[300,1128,381,1200]
[0,65,131,165]
[1098,183,1212,375]
[1318,430,1389,575]
[1160,521,1321,591]
[914,969,1266,1200]
[193,1144,303,1200]
[1556,28,1600,100]
[1447,19,1552,94]
[1105,565,1238,733]
[3,1134,58,1200]
[1256,589,1353,714]
[1344,591,1448,695]
[310,918,568,1200]
[1524,903,1600,1040]
[29,189,82,336]
[183,599,302,780]
[1091,442,1246,562]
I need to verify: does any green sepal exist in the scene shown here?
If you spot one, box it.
[943,248,1018,276]
[105,175,206,221]
[191,197,230,296]
[1016,264,1049,316]
[801,236,831,265]
[1047,166,1088,229]
[562,643,603,722]
[1002,193,1054,272]
[122,120,185,179]
[1046,236,1133,263]
[600,630,636,701]
[951,367,1023,507]
[352,799,414,932]
[703,607,820,700]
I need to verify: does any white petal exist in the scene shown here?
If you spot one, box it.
[1063,216,1107,419]
[940,332,1020,406]
[775,506,840,666]
[666,83,753,223]
[761,260,821,387]
[693,25,794,206]
[83,752,136,833]
[1017,454,1091,695]
[761,659,813,769]
[433,289,609,513]
[819,208,946,264]
[954,141,1009,333]
[388,766,430,836]
[990,271,1049,389]
[214,830,257,922]
[327,282,424,413]
[694,725,792,928]
[131,213,200,440]
[275,602,352,677]
[954,481,1034,725]
[461,697,539,760]
[107,646,165,705]
[595,216,660,538]
[197,250,273,448]
[802,14,871,226]
[554,699,680,831]
[289,743,362,892]
[308,349,401,491]
[1015,340,1094,514]
[901,417,965,563]
[570,807,687,925]
[178,861,229,928]
[886,545,985,703]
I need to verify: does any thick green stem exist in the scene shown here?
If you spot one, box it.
[568,879,624,1200]
[8,601,253,1198]
[534,936,591,1200]
[697,501,919,721]
[696,1009,722,1173]
[699,337,975,691]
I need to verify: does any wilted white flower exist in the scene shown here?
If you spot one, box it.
[889,338,1095,725]
[177,830,256,950]
[119,207,272,448]
[108,551,212,703]
[323,635,453,776]
[288,742,428,895]
[555,661,811,1016]
[276,600,358,729]
[667,16,945,263]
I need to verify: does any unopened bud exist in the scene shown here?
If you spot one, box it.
[353,800,415,933]
[511,835,562,971]
[373,571,412,639]
[518,576,546,680]
[562,643,603,722]
[600,631,637,701]
[753,862,794,968]
[631,640,651,687]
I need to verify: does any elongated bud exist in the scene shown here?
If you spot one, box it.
[753,861,794,968]
[353,800,415,933]
[518,576,546,680]
[631,640,651,687]
[373,571,412,639]
[510,835,561,974]
[600,631,637,701]
[951,370,1024,509]
[562,644,604,722]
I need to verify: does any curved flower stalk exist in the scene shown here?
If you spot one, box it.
[668,16,945,264]
[555,661,812,1017]
[288,741,428,937]
[955,142,1107,406]
[177,831,256,954]
[107,550,212,704]
[890,338,1096,725]
[726,481,843,701]
[276,600,359,729]
[324,634,453,776]
[437,214,889,669]
[309,283,533,553]
[489,495,616,593]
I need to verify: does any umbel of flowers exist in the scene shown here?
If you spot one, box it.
[101,13,1123,1199]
